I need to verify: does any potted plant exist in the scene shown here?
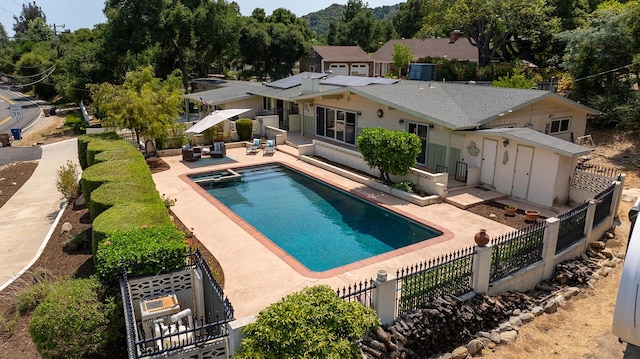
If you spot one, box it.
[504,204,517,217]
[474,229,490,246]
[525,209,540,222]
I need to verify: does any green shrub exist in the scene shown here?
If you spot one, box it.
[357,127,421,185]
[55,160,80,201]
[235,118,253,141]
[15,269,57,314]
[92,201,172,256]
[29,278,120,359]
[236,285,380,359]
[95,225,188,285]
[80,159,151,208]
[88,181,160,219]
[392,180,416,194]
[65,114,87,134]
[65,229,90,251]
[86,138,139,167]
[77,133,121,170]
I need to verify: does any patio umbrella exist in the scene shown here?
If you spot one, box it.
[185,109,250,134]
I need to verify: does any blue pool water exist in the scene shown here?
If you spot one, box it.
[192,165,441,272]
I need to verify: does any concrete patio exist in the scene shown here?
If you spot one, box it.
[152,143,517,318]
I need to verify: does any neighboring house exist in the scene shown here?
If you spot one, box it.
[301,46,375,77]
[186,74,599,208]
[372,32,478,77]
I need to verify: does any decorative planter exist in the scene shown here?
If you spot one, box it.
[525,210,540,222]
[504,205,517,217]
[474,229,490,246]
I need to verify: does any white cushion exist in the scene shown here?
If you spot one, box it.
[267,140,274,147]
[253,138,261,146]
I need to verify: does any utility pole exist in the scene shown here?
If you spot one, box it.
[52,24,65,58]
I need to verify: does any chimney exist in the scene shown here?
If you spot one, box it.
[301,76,320,94]
[449,30,463,43]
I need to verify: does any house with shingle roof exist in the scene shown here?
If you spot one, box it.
[186,74,598,208]
[300,46,375,77]
[372,32,478,77]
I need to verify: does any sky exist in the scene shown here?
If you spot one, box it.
[0,0,401,37]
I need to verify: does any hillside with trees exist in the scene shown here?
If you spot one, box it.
[0,0,638,128]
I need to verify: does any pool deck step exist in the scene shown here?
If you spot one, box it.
[445,186,507,209]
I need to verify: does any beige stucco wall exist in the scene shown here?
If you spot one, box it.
[486,97,589,142]
[220,98,262,119]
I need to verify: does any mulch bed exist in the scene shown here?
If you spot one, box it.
[466,201,546,231]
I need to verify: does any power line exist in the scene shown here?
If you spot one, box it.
[574,63,635,82]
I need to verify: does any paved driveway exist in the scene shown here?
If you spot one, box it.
[0,146,42,166]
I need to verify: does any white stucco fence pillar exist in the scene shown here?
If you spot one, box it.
[583,200,598,247]
[471,245,492,293]
[227,316,256,355]
[372,269,397,325]
[542,217,560,279]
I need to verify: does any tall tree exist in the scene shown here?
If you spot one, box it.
[437,0,554,66]
[559,1,636,126]
[239,8,311,80]
[328,0,396,53]
[13,1,46,36]
[393,0,426,38]
[89,66,184,145]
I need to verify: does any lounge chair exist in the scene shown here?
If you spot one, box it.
[246,137,262,154]
[263,138,276,155]
[182,146,202,161]
[210,142,226,158]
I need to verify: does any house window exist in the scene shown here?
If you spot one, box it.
[310,50,316,59]
[262,97,272,111]
[546,118,570,134]
[315,106,358,145]
[309,65,315,72]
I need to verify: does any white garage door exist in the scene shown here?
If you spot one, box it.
[350,63,369,77]
[329,63,348,75]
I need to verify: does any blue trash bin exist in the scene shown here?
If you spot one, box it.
[49,107,56,116]
[10,128,21,140]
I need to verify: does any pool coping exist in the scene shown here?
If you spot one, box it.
[180,161,454,279]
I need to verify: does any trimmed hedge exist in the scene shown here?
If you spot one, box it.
[29,278,121,359]
[95,225,188,285]
[89,181,161,220]
[235,118,253,141]
[81,159,151,211]
[92,202,172,256]
[77,133,120,170]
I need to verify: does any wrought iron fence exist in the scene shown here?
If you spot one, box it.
[455,161,468,183]
[337,279,375,308]
[556,201,589,254]
[121,250,233,359]
[436,164,448,174]
[395,247,474,315]
[490,222,546,282]
[593,183,615,228]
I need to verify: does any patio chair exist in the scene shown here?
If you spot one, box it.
[182,145,202,162]
[246,137,262,154]
[210,142,226,158]
[263,137,276,155]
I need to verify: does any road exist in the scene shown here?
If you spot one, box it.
[0,85,43,137]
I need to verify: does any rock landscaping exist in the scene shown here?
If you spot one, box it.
[359,232,623,359]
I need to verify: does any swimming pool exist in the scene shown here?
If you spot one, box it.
[191,165,442,272]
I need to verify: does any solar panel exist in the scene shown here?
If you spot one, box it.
[320,75,398,87]
[267,72,326,89]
